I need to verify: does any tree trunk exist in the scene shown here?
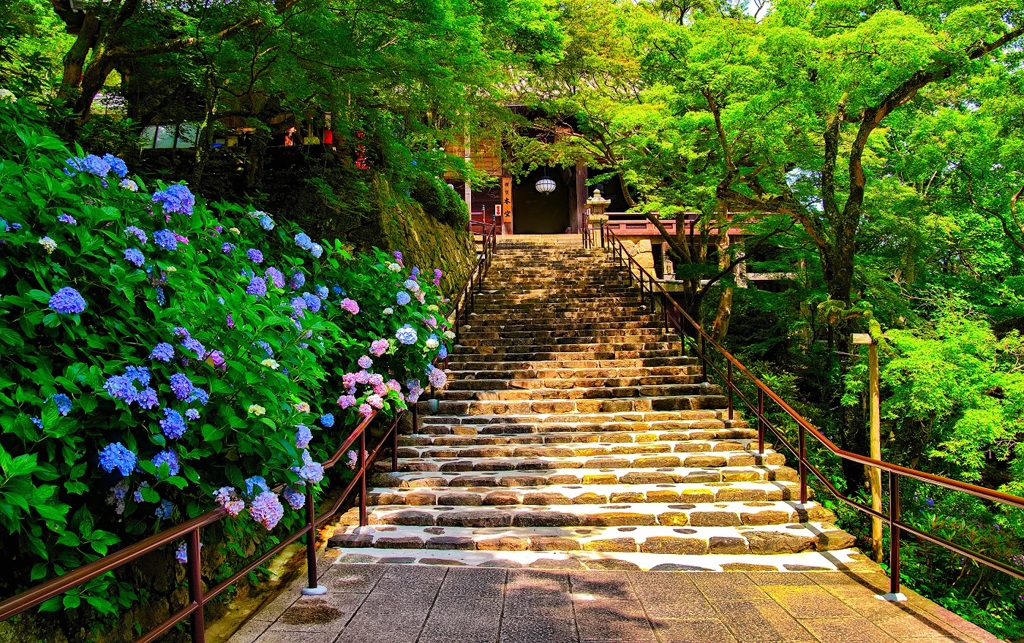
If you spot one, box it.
[711,218,733,343]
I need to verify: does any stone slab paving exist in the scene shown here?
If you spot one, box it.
[227,563,1003,643]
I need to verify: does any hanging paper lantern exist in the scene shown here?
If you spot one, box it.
[535,177,556,194]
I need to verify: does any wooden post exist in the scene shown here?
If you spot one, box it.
[853,332,883,562]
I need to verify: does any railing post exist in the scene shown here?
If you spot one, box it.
[186,530,206,643]
[727,361,734,421]
[301,487,327,595]
[600,224,605,248]
[391,419,399,472]
[798,424,808,504]
[757,388,765,454]
[358,430,367,527]
[887,473,905,599]
[412,404,419,434]
[699,335,706,381]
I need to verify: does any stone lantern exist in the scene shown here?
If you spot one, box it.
[586,189,612,226]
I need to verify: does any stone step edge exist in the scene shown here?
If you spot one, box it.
[328,547,870,573]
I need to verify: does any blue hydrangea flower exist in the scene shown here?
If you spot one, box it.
[396,325,417,345]
[155,287,166,306]
[222,242,235,254]
[66,154,112,178]
[396,291,411,306]
[51,393,72,416]
[154,229,178,251]
[404,279,420,292]
[152,184,195,216]
[319,413,334,428]
[152,449,180,476]
[98,442,136,476]
[438,344,448,359]
[125,366,150,386]
[310,243,323,259]
[259,215,274,230]
[181,337,206,358]
[50,287,87,314]
[315,285,328,298]
[295,424,312,449]
[256,340,273,356]
[124,226,147,244]
[282,487,305,511]
[169,373,194,400]
[155,500,174,519]
[150,342,174,362]
[185,408,200,421]
[302,292,321,313]
[124,248,145,267]
[187,388,209,406]
[247,249,263,263]
[102,154,129,178]
[250,491,284,530]
[245,476,269,497]
[30,417,42,429]
[160,408,187,439]
[58,213,77,225]
[104,375,137,403]
[246,276,267,297]
[294,233,312,250]
[135,387,159,409]
[297,450,324,483]
[290,272,305,289]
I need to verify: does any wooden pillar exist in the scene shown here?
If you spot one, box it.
[574,161,587,234]
[501,174,513,235]
[463,130,472,216]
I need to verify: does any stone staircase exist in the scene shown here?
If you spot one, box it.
[330,235,859,572]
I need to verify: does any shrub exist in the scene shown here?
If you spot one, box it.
[411,173,468,228]
[0,94,453,616]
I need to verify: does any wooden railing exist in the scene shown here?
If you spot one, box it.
[0,243,497,641]
[596,222,1024,596]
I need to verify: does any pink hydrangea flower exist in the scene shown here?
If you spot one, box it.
[387,379,401,392]
[358,403,373,418]
[342,372,357,389]
[338,394,357,409]
[373,383,388,396]
[358,355,372,369]
[367,394,384,409]
[340,298,359,314]
[370,339,389,356]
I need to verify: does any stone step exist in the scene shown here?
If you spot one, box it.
[327,546,869,572]
[456,332,679,346]
[447,365,702,380]
[407,426,757,442]
[451,342,681,356]
[365,480,801,507]
[445,374,703,390]
[420,410,741,426]
[395,439,764,460]
[338,500,834,529]
[447,357,701,372]
[420,394,731,416]
[329,522,854,555]
[461,321,670,332]
[446,349,684,362]
[438,383,718,402]
[465,313,657,323]
[373,464,798,489]
[382,449,784,473]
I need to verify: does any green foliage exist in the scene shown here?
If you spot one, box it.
[411,173,469,228]
[0,97,453,621]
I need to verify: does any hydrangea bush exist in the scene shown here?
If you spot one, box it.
[0,97,453,614]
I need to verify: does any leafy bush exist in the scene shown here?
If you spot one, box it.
[411,173,468,228]
[0,94,453,615]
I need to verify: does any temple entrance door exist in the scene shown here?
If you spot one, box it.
[512,167,570,234]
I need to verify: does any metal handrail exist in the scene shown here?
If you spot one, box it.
[0,245,496,641]
[451,220,497,342]
[599,223,1024,594]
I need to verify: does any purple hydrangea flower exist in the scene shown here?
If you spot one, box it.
[393,251,403,266]
[396,325,417,345]
[249,491,284,530]
[246,276,267,297]
[98,442,136,476]
[154,229,178,251]
[135,387,159,409]
[297,450,324,483]
[125,226,147,244]
[185,408,200,421]
[396,291,411,306]
[181,337,206,358]
[208,350,226,370]
[58,213,77,225]
[174,541,202,564]
[428,366,448,388]
[214,487,245,516]
[160,408,187,439]
[358,355,373,369]
[51,393,72,416]
[152,449,180,476]
[439,344,448,359]
[282,487,305,510]
[265,267,285,289]
[433,268,443,286]
[222,242,235,254]
[337,394,357,409]
[302,292,321,313]
[296,424,312,449]
[150,342,174,362]
[256,341,273,356]
[290,271,306,290]
[49,287,87,314]
[152,184,195,216]
[124,248,145,267]
[169,373,193,400]
[247,248,263,263]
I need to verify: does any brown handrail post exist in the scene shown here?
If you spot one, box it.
[798,425,808,504]
[757,388,765,454]
[727,361,734,421]
[358,430,367,527]
[186,529,206,643]
[302,487,327,596]
[889,473,903,598]
[391,421,399,472]
[412,404,419,434]
[699,335,707,381]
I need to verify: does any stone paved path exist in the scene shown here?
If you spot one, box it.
[227,560,1002,643]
